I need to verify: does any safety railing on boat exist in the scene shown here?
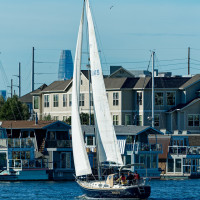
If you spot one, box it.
[168,146,200,155]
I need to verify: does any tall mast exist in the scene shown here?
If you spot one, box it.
[152,51,155,128]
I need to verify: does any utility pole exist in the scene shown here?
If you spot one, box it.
[32,47,35,91]
[13,62,21,97]
[188,47,190,75]
[11,79,13,98]
[152,51,155,128]
[19,62,21,97]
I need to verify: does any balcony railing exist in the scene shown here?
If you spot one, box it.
[8,138,35,148]
[169,146,200,155]
[45,140,72,148]
[8,159,49,169]
[126,143,162,153]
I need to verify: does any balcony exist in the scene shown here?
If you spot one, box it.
[169,146,200,155]
[125,143,162,153]
[8,138,35,148]
[45,140,72,148]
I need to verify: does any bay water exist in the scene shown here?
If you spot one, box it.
[0,179,199,200]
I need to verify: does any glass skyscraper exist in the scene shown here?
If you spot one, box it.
[58,50,74,80]
[0,90,6,100]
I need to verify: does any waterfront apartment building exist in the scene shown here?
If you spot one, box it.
[31,69,200,134]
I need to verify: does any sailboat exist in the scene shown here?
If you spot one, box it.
[72,0,151,198]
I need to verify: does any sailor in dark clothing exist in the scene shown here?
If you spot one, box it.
[126,171,134,185]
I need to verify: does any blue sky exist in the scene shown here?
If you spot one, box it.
[0,0,200,96]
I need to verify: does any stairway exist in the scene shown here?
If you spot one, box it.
[39,138,46,152]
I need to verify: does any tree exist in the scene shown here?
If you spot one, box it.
[0,95,30,120]
[42,114,52,121]
[64,113,94,125]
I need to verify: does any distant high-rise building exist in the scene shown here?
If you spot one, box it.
[0,90,6,100]
[58,50,74,80]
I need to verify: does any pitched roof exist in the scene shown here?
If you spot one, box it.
[31,84,48,95]
[41,80,71,92]
[19,93,32,103]
[104,78,127,89]
[1,120,58,129]
[179,74,200,89]
[167,97,200,113]
[82,125,162,135]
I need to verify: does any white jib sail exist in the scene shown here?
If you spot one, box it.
[72,4,92,177]
[85,0,123,166]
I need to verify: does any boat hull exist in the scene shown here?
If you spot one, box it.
[78,181,151,199]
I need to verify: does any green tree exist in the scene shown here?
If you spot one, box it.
[0,95,29,120]
[0,96,5,110]
[42,114,52,121]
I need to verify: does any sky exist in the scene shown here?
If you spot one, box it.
[0,0,200,96]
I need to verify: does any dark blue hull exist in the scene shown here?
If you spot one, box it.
[78,182,151,199]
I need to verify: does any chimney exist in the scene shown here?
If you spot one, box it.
[35,112,38,125]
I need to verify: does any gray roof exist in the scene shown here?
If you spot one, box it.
[104,78,127,89]
[179,74,200,89]
[31,84,48,95]
[81,125,162,136]
[19,92,32,103]
[41,80,71,92]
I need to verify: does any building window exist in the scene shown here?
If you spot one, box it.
[33,96,39,109]
[53,94,59,107]
[167,159,174,172]
[60,152,71,169]
[154,114,160,126]
[188,115,200,127]
[69,94,72,107]
[125,114,131,125]
[63,116,67,121]
[113,92,119,106]
[155,92,163,105]
[106,93,109,99]
[86,136,94,146]
[137,92,142,105]
[63,94,67,107]
[54,116,59,120]
[113,115,119,125]
[137,115,142,126]
[126,155,131,165]
[167,92,175,106]
[44,95,49,108]
[79,94,85,107]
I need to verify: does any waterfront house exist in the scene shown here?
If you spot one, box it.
[82,125,163,179]
[0,120,74,180]
[150,133,200,179]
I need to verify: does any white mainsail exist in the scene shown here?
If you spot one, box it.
[85,0,123,166]
[72,4,92,177]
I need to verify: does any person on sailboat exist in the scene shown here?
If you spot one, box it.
[116,173,127,185]
[134,171,140,184]
[127,171,134,185]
